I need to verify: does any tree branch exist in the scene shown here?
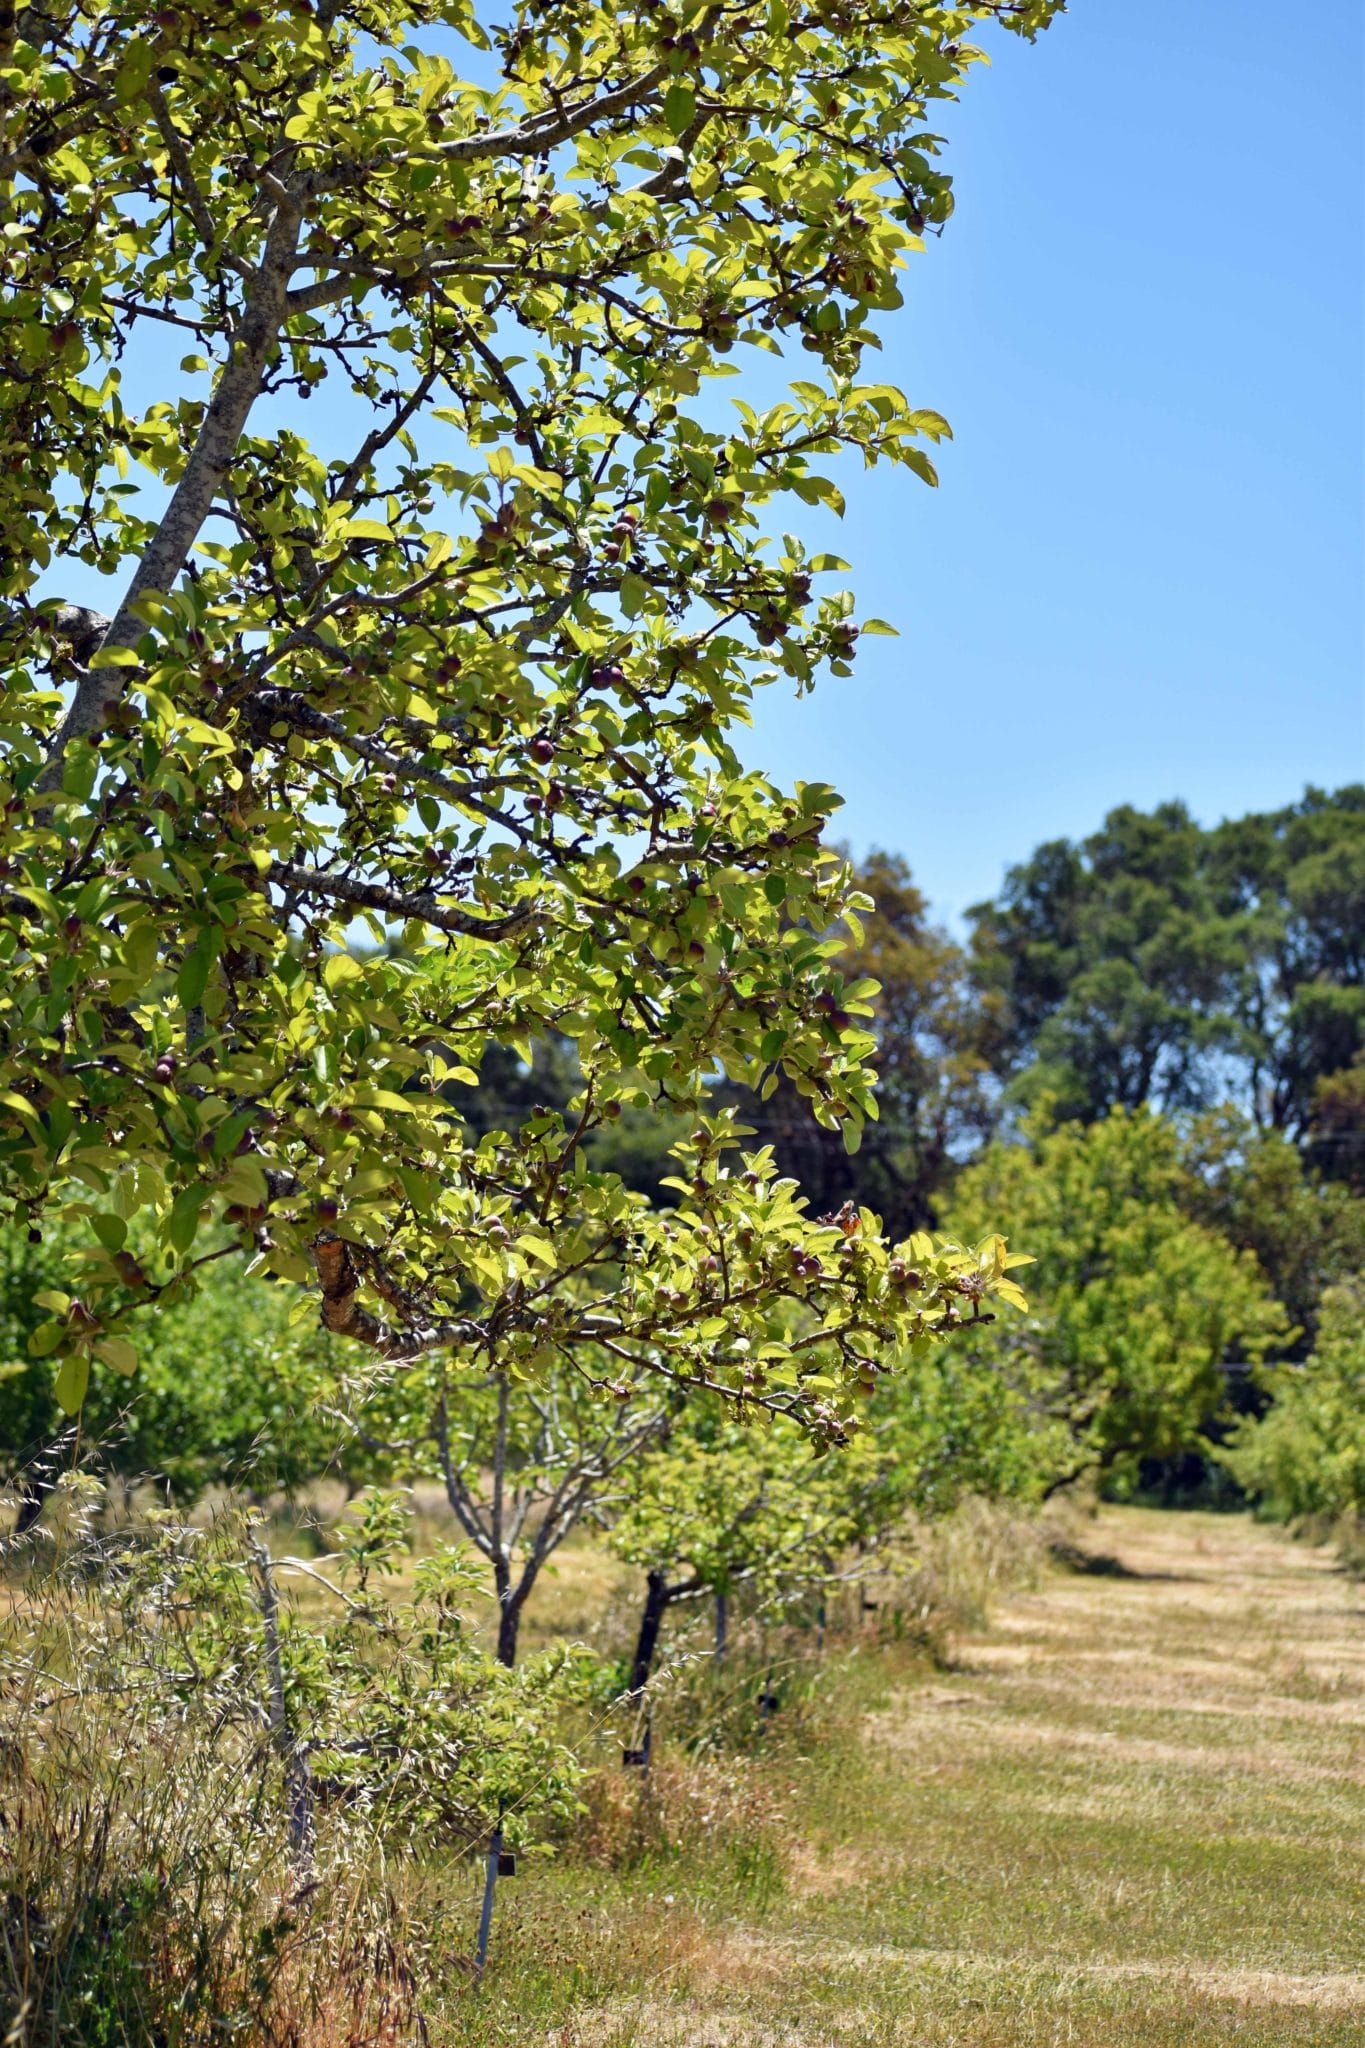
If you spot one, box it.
[270,859,534,941]
[311,1234,476,1359]
[147,80,252,281]
[34,184,308,797]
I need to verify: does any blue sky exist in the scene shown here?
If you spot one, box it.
[744,0,1365,923]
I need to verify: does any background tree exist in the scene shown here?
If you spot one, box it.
[1179,1108,1365,1355]
[968,789,1365,1142]
[1306,1050,1365,1191]
[0,1217,369,1530]
[608,1394,897,1697]
[1219,1278,1365,1527]
[0,0,1060,1427]
[723,849,996,1234]
[351,1343,674,1667]
[945,1108,1288,1491]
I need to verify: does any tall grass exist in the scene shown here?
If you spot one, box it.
[1,1491,437,2045]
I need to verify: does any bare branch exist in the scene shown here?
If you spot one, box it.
[147,81,253,281]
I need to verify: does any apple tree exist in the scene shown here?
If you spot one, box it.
[0,0,1060,1425]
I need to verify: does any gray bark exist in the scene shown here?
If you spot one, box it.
[35,190,306,795]
[251,1530,315,1874]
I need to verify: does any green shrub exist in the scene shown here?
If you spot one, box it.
[1220,1278,1365,1528]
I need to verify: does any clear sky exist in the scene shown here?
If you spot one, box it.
[743,0,1365,924]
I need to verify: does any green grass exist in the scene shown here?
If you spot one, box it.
[435,1507,1365,2046]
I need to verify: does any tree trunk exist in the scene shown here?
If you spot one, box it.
[496,1594,521,1670]
[628,1569,671,1697]
[713,1589,727,1662]
[250,1533,315,1875]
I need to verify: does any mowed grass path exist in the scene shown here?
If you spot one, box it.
[555,1508,1365,2048]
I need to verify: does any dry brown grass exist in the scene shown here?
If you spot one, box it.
[534,1506,1365,2048]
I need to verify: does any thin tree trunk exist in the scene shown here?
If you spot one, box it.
[495,1590,521,1669]
[713,1588,727,1662]
[250,1532,315,1875]
[628,1569,671,1697]
[490,1374,519,1666]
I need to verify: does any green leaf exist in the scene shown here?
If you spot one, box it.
[323,952,364,989]
[54,1352,90,1416]
[220,1157,269,1207]
[92,1212,127,1253]
[664,83,695,136]
[168,1186,205,1255]
[95,1335,139,1376]
[177,930,217,1010]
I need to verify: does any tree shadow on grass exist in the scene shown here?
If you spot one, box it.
[1046,1537,1199,1583]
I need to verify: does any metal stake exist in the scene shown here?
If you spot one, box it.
[475,1824,502,1978]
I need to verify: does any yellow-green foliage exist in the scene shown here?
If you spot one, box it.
[1221,1277,1365,1525]
[1,0,1058,1437]
[946,1108,1288,1480]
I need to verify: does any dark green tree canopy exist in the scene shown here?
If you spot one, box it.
[968,787,1365,1143]
[719,847,996,1233]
